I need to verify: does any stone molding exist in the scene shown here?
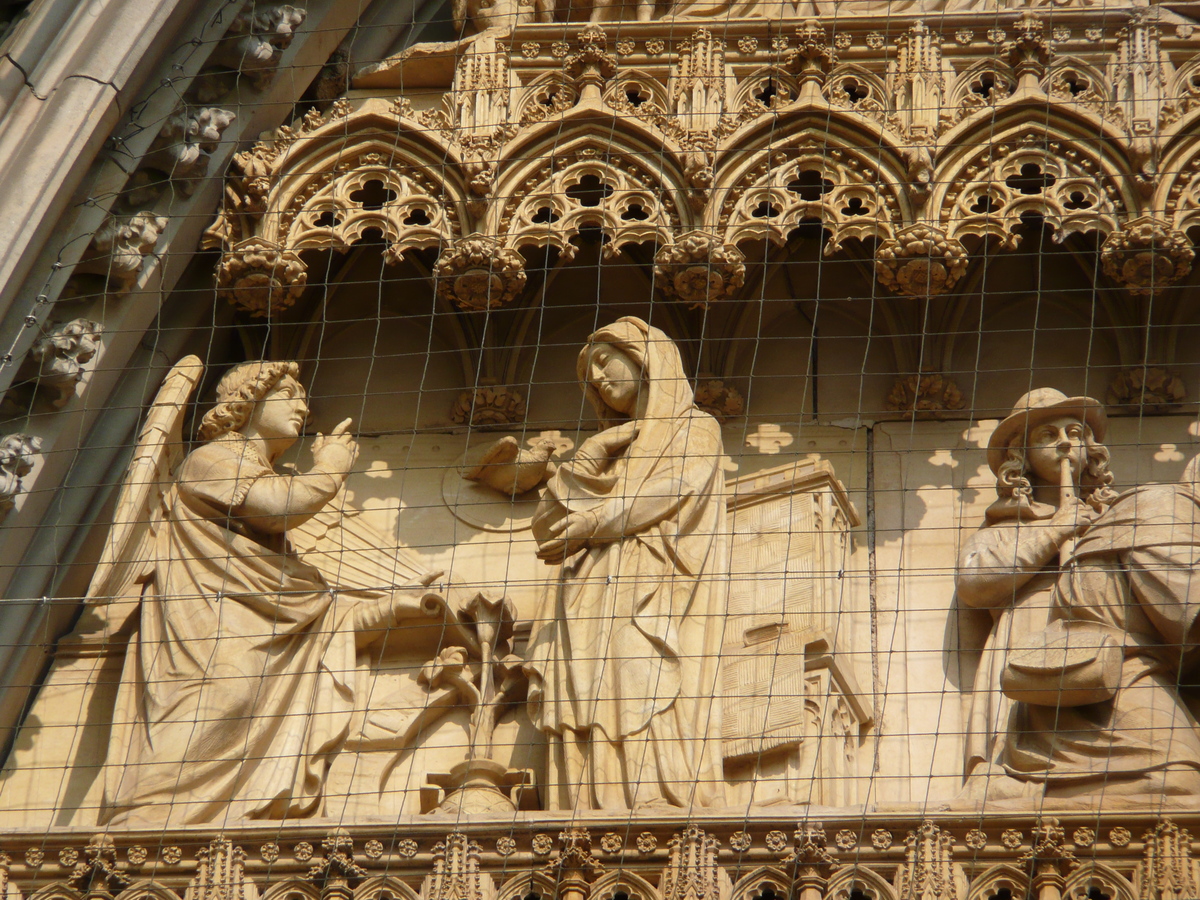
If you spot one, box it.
[1,818,1185,900]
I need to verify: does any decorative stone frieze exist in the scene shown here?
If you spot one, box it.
[434,238,527,310]
[1100,217,1194,295]
[787,21,835,90]
[1107,365,1187,411]
[0,433,40,516]
[875,225,969,298]
[1004,13,1052,89]
[546,829,602,880]
[653,232,745,308]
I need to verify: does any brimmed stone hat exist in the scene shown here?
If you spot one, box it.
[987,387,1107,474]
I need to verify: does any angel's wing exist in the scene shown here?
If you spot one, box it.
[86,356,204,604]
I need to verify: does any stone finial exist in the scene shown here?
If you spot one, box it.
[422,833,494,900]
[545,829,602,880]
[17,319,104,409]
[875,224,969,298]
[787,21,836,87]
[84,212,170,291]
[1004,13,1051,88]
[892,22,948,140]
[433,238,527,310]
[673,29,730,128]
[654,232,746,308]
[893,822,965,900]
[694,380,745,423]
[785,823,839,876]
[1108,365,1186,412]
[659,826,727,900]
[565,28,617,100]
[186,837,259,900]
[0,433,41,516]
[150,107,237,184]
[70,835,130,895]
[1019,820,1078,890]
[1137,820,1200,900]
[1100,217,1194,295]
[886,373,966,417]
[217,239,308,317]
[308,829,366,894]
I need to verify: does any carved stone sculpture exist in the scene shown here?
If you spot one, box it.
[79,212,170,292]
[146,107,238,186]
[2,319,103,414]
[96,358,479,826]
[526,316,728,809]
[957,388,1117,800]
[0,433,41,516]
[959,387,1200,803]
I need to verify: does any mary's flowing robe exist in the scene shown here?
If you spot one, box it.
[526,317,728,811]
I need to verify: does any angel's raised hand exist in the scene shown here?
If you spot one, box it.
[313,417,359,474]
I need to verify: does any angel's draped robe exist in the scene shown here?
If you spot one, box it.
[103,435,357,826]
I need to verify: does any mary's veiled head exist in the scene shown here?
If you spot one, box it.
[577,317,694,426]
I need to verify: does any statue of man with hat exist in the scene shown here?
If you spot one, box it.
[956,387,1118,801]
[957,387,1200,804]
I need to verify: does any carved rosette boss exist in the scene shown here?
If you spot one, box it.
[434,238,527,311]
[217,239,308,317]
[1100,217,1194,295]
[654,232,746,308]
[875,224,969,297]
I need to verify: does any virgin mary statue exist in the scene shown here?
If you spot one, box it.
[526,317,729,811]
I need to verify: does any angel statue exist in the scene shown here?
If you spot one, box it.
[90,357,483,827]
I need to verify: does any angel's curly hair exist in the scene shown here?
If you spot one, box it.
[996,424,1118,508]
[197,360,301,442]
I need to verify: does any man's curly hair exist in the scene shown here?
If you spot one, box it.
[197,360,301,442]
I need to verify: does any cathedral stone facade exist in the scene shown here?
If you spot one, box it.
[1,1,1200,900]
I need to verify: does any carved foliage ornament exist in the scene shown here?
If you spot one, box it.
[435,238,527,310]
[0,433,41,515]
[886,372,966,416]
[217,239,307,317]
[1108,365,1186,411]
[875,225,969,297]
[654,232,745,308]
[1100,217,1195,295]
